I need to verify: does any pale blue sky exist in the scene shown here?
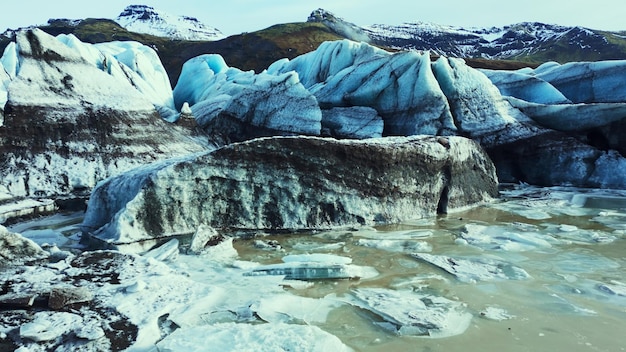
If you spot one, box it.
[2,0,624,35]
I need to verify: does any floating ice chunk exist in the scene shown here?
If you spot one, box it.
[253,239,283,251]
[354,229,434,240]
[480,306,515,321]
[460,223,553,252]
[597,280,626,296]
[346,288,472,338]
[282,253,352,264]
[546,224,617,244]
[559,224,578,232]
[411,253,530,283]
[155,322,353,352]
[592,212,626,230]
[251,294,342,324]
[357,238,432,253]
[290,241,345,252]
[543,294,597,316]
[246,253,376,280]
[571,193,626,210]
[245,261,378,280]
[551,250,620,274]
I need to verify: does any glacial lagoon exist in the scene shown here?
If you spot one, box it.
[6,185,626,351]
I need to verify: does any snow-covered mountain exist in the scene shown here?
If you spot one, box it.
[115,4,225,41]
[309,9,626,62]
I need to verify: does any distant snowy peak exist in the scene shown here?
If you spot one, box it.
[307,8,371,43]
[115,4,225,41]
[363,20,614,59]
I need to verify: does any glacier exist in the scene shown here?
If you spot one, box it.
[172,54,321,143]
[0,29,206,203]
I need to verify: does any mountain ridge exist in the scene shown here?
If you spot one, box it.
[2,7,626,86]
[308,9,626,64]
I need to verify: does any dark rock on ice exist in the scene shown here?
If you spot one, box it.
[48,286,94,310]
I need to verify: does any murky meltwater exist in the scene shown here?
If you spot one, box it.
[230,187,626,352]
[8,186,626,351]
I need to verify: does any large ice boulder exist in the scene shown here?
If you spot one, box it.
[81,135,498,251]
[264,39,626,188]
[0,29,206,203]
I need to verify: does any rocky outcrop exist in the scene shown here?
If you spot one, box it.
[0,29,207,203]
[81,135,498,251]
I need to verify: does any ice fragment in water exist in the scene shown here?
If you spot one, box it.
[480,306,515,321]
[245,262,366,280]
[357,238,432,253]
[246,253,377,280]
[411,253,530,283]
[346,287,472,338]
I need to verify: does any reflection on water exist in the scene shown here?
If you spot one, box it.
[9,186,626,351]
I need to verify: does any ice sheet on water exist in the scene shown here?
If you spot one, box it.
[353,228,434,240]
[540,293,597,316]
[155,322,353,352]
[245,261,378,280]
[251,293,342,324]
[411,253,530,283]
[592,211,626,230]
[282,253,352,264]
[343,287,472,338]
[356,238,432,253]
[290,241,345,252]
[543,224,617,244]
[597,280,626,297]
[245,253,378,280]
[459,223,555,252]
[549,250,620,274]
[17,229,69,247]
